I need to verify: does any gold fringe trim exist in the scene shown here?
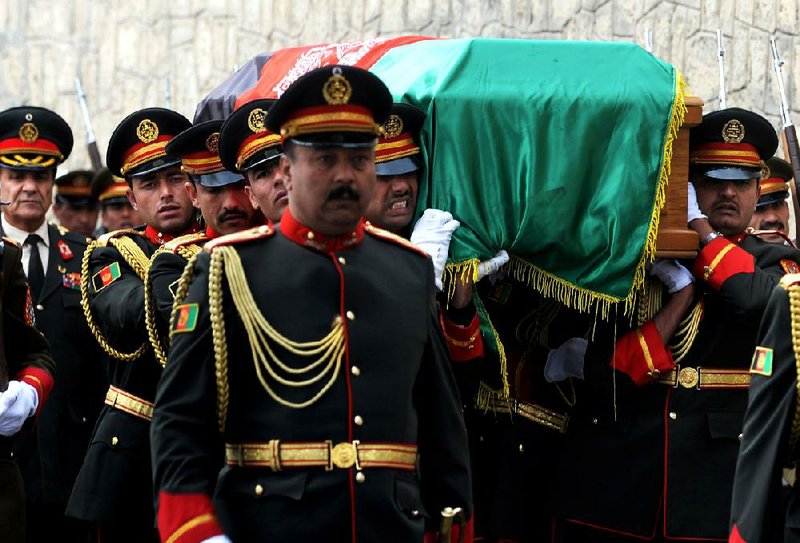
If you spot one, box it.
[442,70,687,398]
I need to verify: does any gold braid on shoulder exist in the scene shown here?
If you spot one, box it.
[786,283,800,462]
[147,244,204,368]
[208,248,230,432]
[213,246,346,418]
[80,231,152,361]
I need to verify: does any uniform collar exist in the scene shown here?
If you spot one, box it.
[1,215,50,247]
[205,226,220,240]
[279,207,364,253]
[144,222,201,245]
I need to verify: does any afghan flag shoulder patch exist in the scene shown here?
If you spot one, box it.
[92,261,121,292]
[173,303,199,333]
[751,346,774,377]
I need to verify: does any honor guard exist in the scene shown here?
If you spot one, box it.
[553,107,800,541]
[218,98,288,222]
[91,168,143,234]
[145,119,263,367]
[52,170,99,238]
[152,65,473,543]
[0,106,106,543]
[67,108,198,543]
[730,275,800,543]
[0,109,58,543]
[749,156,794,245]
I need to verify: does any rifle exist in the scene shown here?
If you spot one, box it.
[643,27,653,54]
[717,29,727,110]
[74,77,103,171]
[770,36,800,239]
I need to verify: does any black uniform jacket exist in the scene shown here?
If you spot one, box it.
[552,234,800,540]
[67,227,161,526]
[152,212,472,543]
[730,275,800,543]
[12,224,107,505]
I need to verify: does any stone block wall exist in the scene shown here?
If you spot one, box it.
[0,0,796,170]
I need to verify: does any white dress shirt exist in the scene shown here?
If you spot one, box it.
[1,215,50,275]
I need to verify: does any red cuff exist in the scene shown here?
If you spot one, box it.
[14,367,54,418]
[424,515,474,543]
[442,313,484,362]
[692,237,755,290]
[157,491,223,543]
[729,524,747,543]
[611,320,674,385]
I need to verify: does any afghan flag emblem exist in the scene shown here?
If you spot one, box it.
[173,303,199,333]
[750,346,774,377]
[92,262,121,292]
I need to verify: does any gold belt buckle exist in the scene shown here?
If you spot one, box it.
[330,441,360,470]
[677,366,700,389]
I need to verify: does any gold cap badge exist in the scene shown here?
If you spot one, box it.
[760,161,770,181]
[382,115,404,138]
[248,108,266,133]
[322,67,352,106]
[206,132,220,153]
[722,119,745,143]
[19,122,39,143]
[136,119,159,143]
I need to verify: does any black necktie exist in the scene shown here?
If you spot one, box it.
[25,234,44,300]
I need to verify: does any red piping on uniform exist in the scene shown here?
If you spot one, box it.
[332,253,357,543]
[564,518,654,540]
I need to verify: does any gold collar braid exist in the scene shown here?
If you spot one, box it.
[80,231,153,361]
[208,246,346,431]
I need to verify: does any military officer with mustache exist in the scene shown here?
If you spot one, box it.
[749,156,795,246]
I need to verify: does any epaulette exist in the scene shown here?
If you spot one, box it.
[162,232,209,254]
[205,224,274,252]
[2,236,20,248]
[55,223,70,236]
[363,222,428,258]
[58,228,91,246]
[747,229,796,247]
[95,228,146,248]
[779,273,800,290]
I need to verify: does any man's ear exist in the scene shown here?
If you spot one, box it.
[280,155,293,191]
[126,186,138,210]
[184,181,200,208]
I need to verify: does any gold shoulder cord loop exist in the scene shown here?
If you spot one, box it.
[786,285,800,461]
[80,235,150,361]
[669,299,703,364]
[209,249,230,432]
[212,246,346,412]
[637,278,664,326]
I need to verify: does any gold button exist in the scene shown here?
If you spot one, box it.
[518,444,524,453]
[669,412,677,420]
[35,304,44,311]
[255,484,264,496]
[738,433,743,441]
[351,366,361,376]
[354,415,364,426]
[346,310,355,321]
[355,471,366,483]
[592,418,599,425]
[258,225,269,234]
[111,436,119,446]
[338,257,346,265]
[307,231,315,240]
[411,509,420,518]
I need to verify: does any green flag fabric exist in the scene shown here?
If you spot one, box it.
[371,38,686,316]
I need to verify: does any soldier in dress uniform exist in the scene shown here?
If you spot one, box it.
[218,98,287,223]
[145,119,262,367]
[151,65,473,543]
[91,168,143,235]
[552,107,800,541]
[0,234,55,543]
[66,108,198,543]
[728,273,800,543]
[0,106,106,543]
[52,170,99,238]
[749,156,794,245]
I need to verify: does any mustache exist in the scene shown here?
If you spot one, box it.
[218,209,247,222]
[327,186,360,202]
[760,221,785,231]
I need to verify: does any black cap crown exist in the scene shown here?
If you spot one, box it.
[219,99,282,172]
[0,106,73,170]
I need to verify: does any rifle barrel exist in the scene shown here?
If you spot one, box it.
[717,30,727,110]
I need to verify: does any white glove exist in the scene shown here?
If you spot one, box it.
[0,380,39,436]
[476,250,510,282]
[649,259,694,293]
[410,209,460,291]
[687,182,707,224]
[200,536,233,543]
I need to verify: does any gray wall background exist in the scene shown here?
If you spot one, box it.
[0,0,797,170]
